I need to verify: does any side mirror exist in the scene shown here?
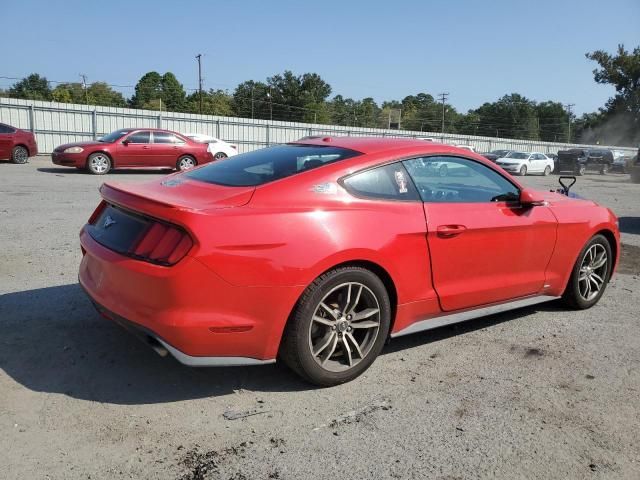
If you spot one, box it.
[520,188,547,207]
[122,139,130,145]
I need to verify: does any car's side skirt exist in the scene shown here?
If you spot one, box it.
[390,295,559,338]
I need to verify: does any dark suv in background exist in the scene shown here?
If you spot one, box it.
[556,148,613,175]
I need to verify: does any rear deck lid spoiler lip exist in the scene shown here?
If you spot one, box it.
[99,180,256,213]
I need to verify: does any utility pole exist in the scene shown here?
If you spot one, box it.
[267,87,273,121]
[80,74,89,105]
[195,54,203,114]
[438,92,449,134]
[565,103,575,142]
[251,84,254,119]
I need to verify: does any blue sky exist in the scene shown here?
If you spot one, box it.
[3,0,639,115]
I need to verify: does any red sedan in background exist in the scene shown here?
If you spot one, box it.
[52,128,212,174]
[0,122,38,164]
[79,137,619,386]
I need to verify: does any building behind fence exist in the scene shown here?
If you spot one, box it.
[0,98,636,157]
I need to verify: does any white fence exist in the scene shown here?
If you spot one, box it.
[0,97,636,156]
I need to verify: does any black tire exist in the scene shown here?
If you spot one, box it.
[561,234,612,310]
[438,164,448,177]
[176,155,197,171]
[543,166,551,176]
[279,266,391,386]
[86,152,111,175]
[519,165,527,176]
[576,164,586,176]
[214,152,228,160]
[11,146,28,164]
[600,164,609,175]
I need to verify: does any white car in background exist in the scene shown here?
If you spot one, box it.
[496,151,554,176]
[182,133,238,159]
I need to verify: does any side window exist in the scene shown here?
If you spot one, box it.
[0,124,15,134]
[126,131,150,144]
[342,163,420,201]
[403,156,519,203]
[153,132,174,144]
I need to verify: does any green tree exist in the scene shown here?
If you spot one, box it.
[9,74,51,100]
[160,72,186,111]
[130,71,163,108]
[232,80,271,119]
[52,83,82,103]
[535,101,569,142]
[51,82,125,107]
[130,72,186,111]
[471,94,538,139]
[583,44,640,145]
[329,95,358,126]
[186,89,234,116]
[88,82,126,107]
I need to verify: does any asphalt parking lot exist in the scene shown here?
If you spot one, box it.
[1,156,639,480]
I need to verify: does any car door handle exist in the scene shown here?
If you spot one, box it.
[436,225,467,238]
[142,146,150,149]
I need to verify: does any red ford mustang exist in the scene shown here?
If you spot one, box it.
[52,128,212,174]
[79,137,620,386]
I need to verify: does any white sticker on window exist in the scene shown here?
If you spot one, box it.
[394,170,408,193]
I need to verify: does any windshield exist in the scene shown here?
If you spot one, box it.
[185,144,362,187]
[491,150,510,156]
[505,152,529,159]
[100,129,133,143]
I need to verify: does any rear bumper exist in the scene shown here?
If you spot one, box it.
[78,227,301,363]
[85,293,274,366]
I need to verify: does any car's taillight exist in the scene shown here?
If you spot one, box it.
[131,221,193,265]
[88,200,107,224]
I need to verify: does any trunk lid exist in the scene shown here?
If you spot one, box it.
[101,176,255,212]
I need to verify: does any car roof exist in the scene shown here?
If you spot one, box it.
[291,136,472,155]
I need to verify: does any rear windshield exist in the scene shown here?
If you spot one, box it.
[185,144,362,186]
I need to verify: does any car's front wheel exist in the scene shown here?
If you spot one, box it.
[177,155,197,171]
[519,165,527,176]
[600,164,609,175]
[280,266,391,386]
[214,152,228,160]
[11,146,29,164]
[576,164,586,176]
[562,234,612,309]
[87,153,111,175]
[543,166,551,176]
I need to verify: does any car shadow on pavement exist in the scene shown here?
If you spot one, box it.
[36,167,172,175]
[1,282,564,404]
[0,283,306,405]
[619,217,640,235]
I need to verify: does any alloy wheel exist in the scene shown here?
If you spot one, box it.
[308,282,381,373]
[214,152,228,160]
[179,157,196,170]
[13,147,28,164]
[578,244,608,301]
[91,154,109,173]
